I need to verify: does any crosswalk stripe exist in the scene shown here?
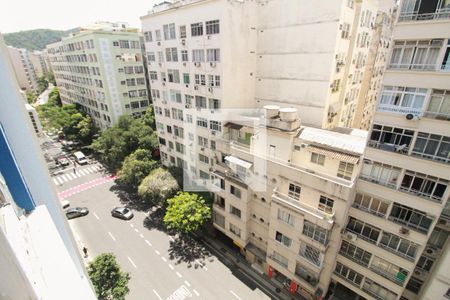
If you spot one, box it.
[61,175,69,182]
[53,178,58,184]
[78,169,86,176]
[76,172,82,178]
[86,167,94,173]
[67,173,75,180]
[84,168,92,174]
[57,177,64,184]
[92,165,98,171]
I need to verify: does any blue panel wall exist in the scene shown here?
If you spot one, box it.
[0,124,35,211]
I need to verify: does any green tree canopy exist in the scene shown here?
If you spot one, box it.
[87,253,130,300]
[117,149,158,190]
[36,75,48,94]
[138,167,179,205]
[164,192,211,234]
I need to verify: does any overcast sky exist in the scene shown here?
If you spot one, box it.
[0,0,159,33]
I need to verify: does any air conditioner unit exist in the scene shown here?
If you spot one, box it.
[425,246,437,256]
[157,42,161,46]
[406,113,420,121]
[211,130,216,136]
[400,227,410,235]
[185,104,191,109]
[201,147,205,151]
[194,85,199,90]
[162,82,166,86]
[195,62,201,67]
[345,232,357,241]
[183,62,187,66]
[181,39,186,45]
[207,35,211,40]
[210,62,216,67]
[185,84,189,88]
[208,87,213,93]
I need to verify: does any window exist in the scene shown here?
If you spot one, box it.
[428,227,449,249]
[181,50,188,62]
[213,211,225,228]
[400,170,448,201]
[277,209,295,226]
[167,69,180,83]
[171,108,183,120]
[163,23,176,40]
[303,220,329,245]
[319,196,334,214]
[210,140,216,150]
[369,124,414,152]
[134,66,143,74]
[198,136,208,148]
[389,203,433,233]
[126,78,136,86]
[412,132,450,164]
[379,232,419,260]
[417,255,434,272]
[406,277,423,294]
[209,98,221,109]
[339,240,371,267]
[208,75,221,87]
[155,29,161,41]
[334,262,363,286]
[165,47,178,62]
[310,153,325,165]
[331,79,340,92]
[390,40,442,71]
[199,170,209,179]
[186,114,193,123]
[346,217,380,244]
[174,126,184,138]
[378,86,427,114]
[175,142,185,154]
[363,279,398,300]
[191,22,203,36]
[209,120,221,132]
[194,74,206,85]
[337,161,354,180]
[192,50,205,62]
[167,126,172,134]
[164,109,170,118]
[271,251,288,268]
[183,73,190,84]
[207,49,220,62]
[425,89,450,120]
[158,51,164,62]
[144,31,152,42]
[360,160,400,188]
[199,153,209,164]
[197,117,207,128]
[370,256,409,285]
[179,25,186,38]
[147,51,156,62]
[230,185,241,198]
[288,183,301,199]
[275,231,292,247]
[230,205,241,219]
[353,193,389,217]
[341,23,350,39]
[229,223,241,237]
[205,20,220,34]
[185,95,193,106]
[119,40,130,48]
[195,96,207,108]
[299,243,323,267]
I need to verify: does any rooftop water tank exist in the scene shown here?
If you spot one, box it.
[263,105,280,118]
[279,108,297,122]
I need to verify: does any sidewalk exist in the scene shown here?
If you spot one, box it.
[195,230,301,300]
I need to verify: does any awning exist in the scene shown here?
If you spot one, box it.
[224,122,243,130]
[225,156,252,169]
[306,145,359,164]
[246,243,267,260]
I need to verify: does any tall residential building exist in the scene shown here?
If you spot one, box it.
[46,22,151,129]
[331,1,450,300]
[0,34,96,300]
[7,46,39,93]
[29,50,49,77]
[141,0,395,129]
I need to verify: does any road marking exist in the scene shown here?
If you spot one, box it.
[139,233,144,238]
[67,173,75,180]
[53,178,58,184]
[61,175,69,182]
[78,169,86,176]
[230,290,242,300]
[75,172,82,178]
[161,257,167,262]
[93,212,100,220]
[134,228,139,233]
[184,281,190,287]
[57,177,64,184]
[176,272,182,278]
[130,223,134,228]
[145,240,152,247]
[166,286,191,300]
[86,167,94,173]
[108,232,116,241]
[127,256,137,268]
[152,289,162,300]
[155,250,160,255]
[193,289,199,296]
[169,264,174,270]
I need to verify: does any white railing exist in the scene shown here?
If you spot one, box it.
[388,63,438,71]
[377,104,423,116]
[398,8,450,22]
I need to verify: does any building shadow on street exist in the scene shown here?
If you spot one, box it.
[109,183,152,211]
[167,234,214,268]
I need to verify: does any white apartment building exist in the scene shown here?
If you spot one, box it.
[29,50,49,77]
[7,46,39,93]
[46,22,150,129]
[331,1,450,300]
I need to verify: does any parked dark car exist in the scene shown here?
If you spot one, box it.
[66,207,89,219]
[111,207,134,220]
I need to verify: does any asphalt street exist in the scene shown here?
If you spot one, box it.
[57,172,271,300]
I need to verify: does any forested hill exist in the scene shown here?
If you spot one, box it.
[3,28,77,50]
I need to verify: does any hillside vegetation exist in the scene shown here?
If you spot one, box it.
[3,28,75,50]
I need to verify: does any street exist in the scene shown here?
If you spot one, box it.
[53,164,271,300]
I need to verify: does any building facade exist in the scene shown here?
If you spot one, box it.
[29,50,49,78]
[46,22,151,129]
[331,1,450,300]
[0,34,96,300]
[7,46,39,93]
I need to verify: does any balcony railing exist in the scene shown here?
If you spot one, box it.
[367,141,409,154]
[272,190,334,222]
[369,265,407,286]
[388,63,440,71]
[422,111,450,121]
[398,8,450,22]
[359,174,398,189]
[377,104,423,116]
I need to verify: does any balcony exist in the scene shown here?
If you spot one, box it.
[399,7,450,22]
[376,104,423,116]
[272,190,334,224]
[369,265,407,286]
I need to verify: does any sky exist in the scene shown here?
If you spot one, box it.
[0,0,159,33]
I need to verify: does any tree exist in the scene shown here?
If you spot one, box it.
[87,253,130,300]
[26,91,36,104]
[47,71,56,86]
[117,149,158,191]
[164,192,211,234]
[36,75,49,94]
[138,167,179,205]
